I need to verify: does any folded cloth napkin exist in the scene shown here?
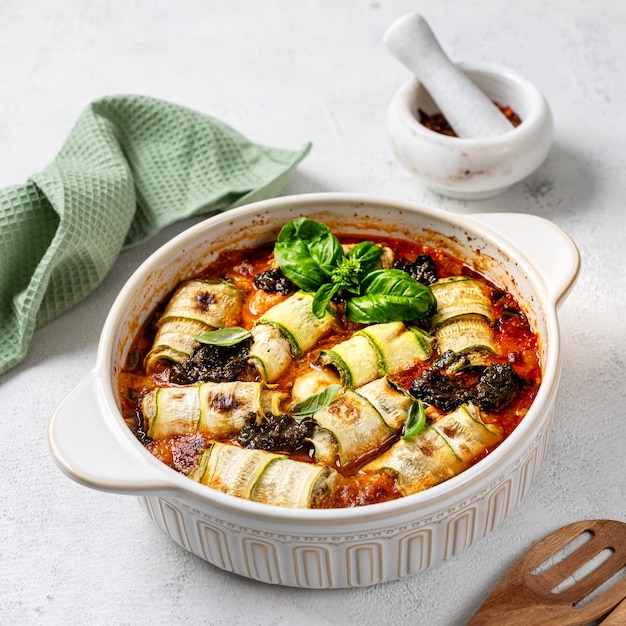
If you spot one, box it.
[0,94,310,376]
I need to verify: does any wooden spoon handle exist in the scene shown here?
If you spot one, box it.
[603,597,626,625]
[468,520,626,625]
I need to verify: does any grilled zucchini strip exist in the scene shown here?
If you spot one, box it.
[310,389,395,467]
[363,403,503,495]
[430,277,494,327]
[141,382,283,439]
[249,291,336,382]
[356,377,413,431]
[429,277,496,359]
[192,443,284,500]
[435,314,497,356]
[359,322,434,376]
[144,318,209,368]
[247,323,293,383]
[260,387,288,416]
[251,459,339,508]
[197,381,279,437]
[308,426,338,467]
[363,425,465,496]
[432,403,503,462]
[256,291,336,357]
[145,280,244,372]
[319,322,433,389]
[318,334,380,388]
[142,386,201,439]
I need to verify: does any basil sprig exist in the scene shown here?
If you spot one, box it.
[274,218,345,291]
[402,400,427,440]
[289,383,342,419]
[274,218,437,324]
[345,268,437,323]
[196,326,252,346]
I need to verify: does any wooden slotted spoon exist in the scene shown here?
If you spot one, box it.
[467,520,626,625]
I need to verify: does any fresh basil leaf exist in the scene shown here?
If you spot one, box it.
[402,400,426,440]
[289,383,342,418]
[273,238,329,291]
[312,283,339,318]
[360,269,433,298]
[347,241,383,275]
[345,269,437,323]
[345,294,425,323]
[274,218,344,290]
[302,223,344,274]
[196,327,252,346]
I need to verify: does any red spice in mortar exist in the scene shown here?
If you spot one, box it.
[419,102,522,136]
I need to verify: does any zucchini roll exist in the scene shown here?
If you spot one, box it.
[141,381,285,439]
[145,280,244,372]
[362,404,503,495]
[247,324,292,383]
[192,442,283,500]
[252,458,338,508]
[430,277,496,359]
[248,291,337,382]
[319,321,433,388]
[357,377,413,431]
[363,425,465,495]
[310,377,412,468]
[192,442,338,508]
[432,403,503,463]
[141,386,201,439]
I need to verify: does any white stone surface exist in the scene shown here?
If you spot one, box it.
[1,1,625,624]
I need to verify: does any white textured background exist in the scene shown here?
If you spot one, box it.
[1,1,625,624]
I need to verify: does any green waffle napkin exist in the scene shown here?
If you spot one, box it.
[0,94,311,376]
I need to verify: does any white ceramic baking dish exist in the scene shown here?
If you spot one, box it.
[48,193,579,588]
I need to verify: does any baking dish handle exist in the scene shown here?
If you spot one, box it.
[48,372,175,495]
[472,212,580,307]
